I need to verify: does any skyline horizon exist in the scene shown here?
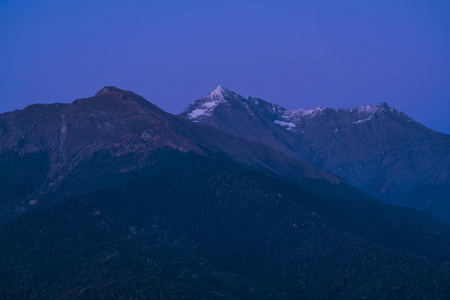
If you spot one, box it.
[0,0,450,134]
[1,1,449,134]
[1,83,448,134]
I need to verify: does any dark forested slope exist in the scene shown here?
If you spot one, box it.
[1,148,450,299]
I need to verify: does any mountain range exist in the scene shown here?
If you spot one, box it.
[1,86,450,299]
[0,86,361,223]
[181,85,450,222]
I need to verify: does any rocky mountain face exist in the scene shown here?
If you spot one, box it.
[2,86,450,298]
[181,86,450,222]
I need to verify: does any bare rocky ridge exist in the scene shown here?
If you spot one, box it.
[181,86,450,222]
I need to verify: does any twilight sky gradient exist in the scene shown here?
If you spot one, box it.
[1,0,449,133]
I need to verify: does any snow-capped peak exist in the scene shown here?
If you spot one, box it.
[212,85,224,93]
[208,85,227,101]
[183,85,230,121]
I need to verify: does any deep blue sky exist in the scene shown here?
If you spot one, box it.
[1,0,449,133]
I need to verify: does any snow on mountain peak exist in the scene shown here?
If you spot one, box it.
[214,85,224,92]
[357,105,377,113]
[209,85,227,100]
[184,85,229,121]
[182,86,410,129]
[282,107,326,121]
[350,103,396,117]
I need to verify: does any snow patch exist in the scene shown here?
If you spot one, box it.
[352,116,373,124]
[355,105,378,114]
[283,107,325,120]
[345,105,383,118]
[188,108,208,119]
[202,101,219,109]
[274,120,296,131]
